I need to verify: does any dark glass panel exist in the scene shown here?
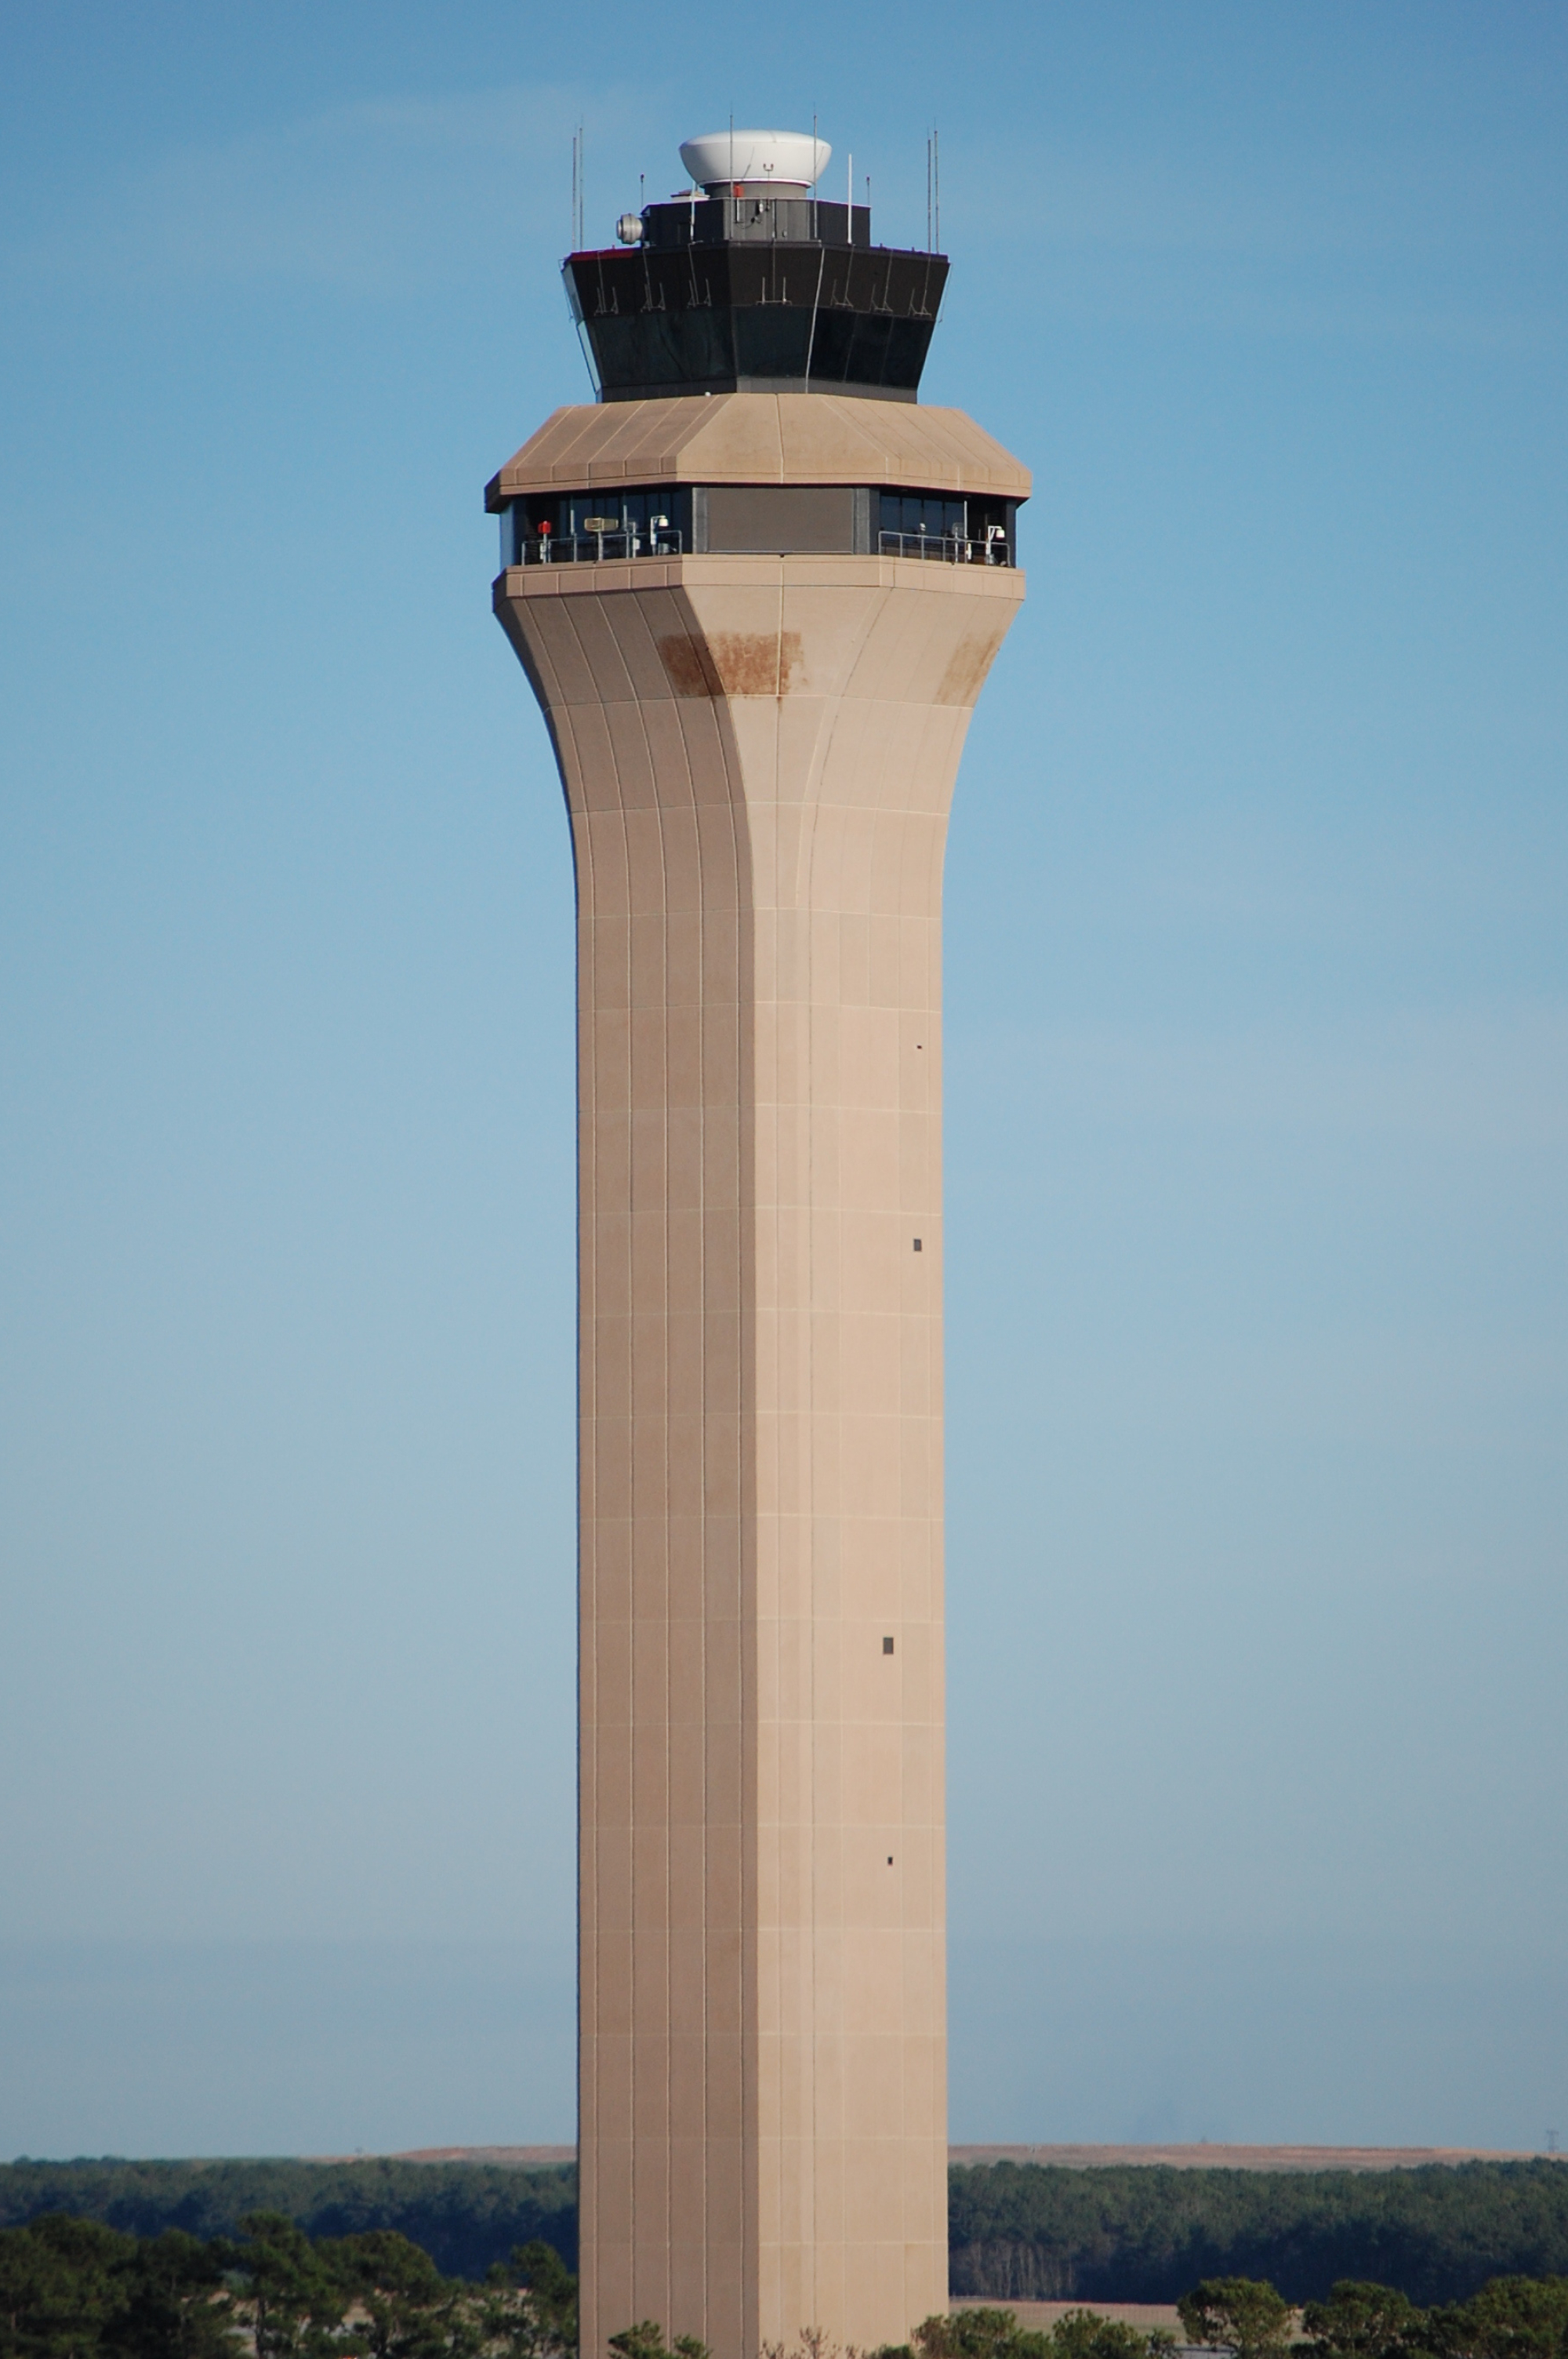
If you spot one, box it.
[842,311,897,387]
[803,309,858,383]
[878,492,966,538]
[563,244,946,398]
[884,318,935,387]
[587,307,735,393]
[731,307,815,379]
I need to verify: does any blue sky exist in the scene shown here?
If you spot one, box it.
[2,0,1565,2157]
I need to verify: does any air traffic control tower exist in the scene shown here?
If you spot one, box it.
[488,128,1028,2359]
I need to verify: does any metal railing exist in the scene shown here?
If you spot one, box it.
[517,528,684,564]
[878,529,1011,565]
[511,527,1011,566]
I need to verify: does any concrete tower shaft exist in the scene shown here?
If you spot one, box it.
[490,393,1027,2359]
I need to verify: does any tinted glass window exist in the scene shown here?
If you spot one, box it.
[876,490,1018,560]
[505,487,694,551]
[879,492,967,539]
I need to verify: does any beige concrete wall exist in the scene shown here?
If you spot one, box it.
[493,420,1024,2359]
[485,390,1030,507]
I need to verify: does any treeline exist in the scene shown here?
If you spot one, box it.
[1178,2275,1568,2359]
[0,2165,575,2285]
[7,2159,1568,2310]
[6,2225,1568,2359]
[948,2163,1568,2306]
[927,2279,1568,2359]
[0,2208,578,2359]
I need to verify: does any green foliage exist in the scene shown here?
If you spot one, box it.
[0,2165,575,2288]
[1177,2277,1293,2359]
[514,2241,577,2343]
[104,2230,238,2359]
[480,2240,579,2359]
[902,2310,1174,2359]
[607,2323,710,2359]
[336,2230,457,2359]
[9,2160,1568,2349]
[911,2308,1054,2359]
[229,2213,353,2359]
[947,2162,1568,2307]
[0,2216,242,2359]
[1047,2312,1170,2359]
[1422,2276,1568,2359]
[0,2215,140,2359]
[1301,2280,1425,2359]
[0,2211,582,2359]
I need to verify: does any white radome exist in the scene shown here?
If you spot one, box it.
[677,129,831,191]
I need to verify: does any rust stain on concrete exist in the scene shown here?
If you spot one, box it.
[658,631,803,699]
[656,634,717,697]
[934,627,1004,707]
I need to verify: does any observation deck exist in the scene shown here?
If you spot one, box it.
[484,391,1027,569]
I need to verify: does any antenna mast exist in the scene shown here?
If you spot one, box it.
[570,124,587,249]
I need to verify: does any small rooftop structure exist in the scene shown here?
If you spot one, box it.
[677,129,831,193]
